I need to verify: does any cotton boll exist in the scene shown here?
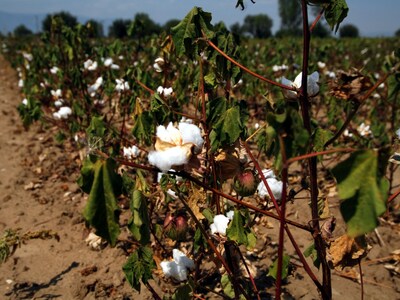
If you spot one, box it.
[22,98,28,106]
[210,214,230,235]
[160,261,188,281]
[18,79,24,88]
[396,128,400,139]
[226,210,234,220]
[53,106,72,120]
[178,122,204,153]
[172,249,195,270]
[54,100,63,107]
[148,146,190,172]
[123,146,139,159]
[257,176,283,200]
[104,57,113,67]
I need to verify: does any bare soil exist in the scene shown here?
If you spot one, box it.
[0,54,399,299]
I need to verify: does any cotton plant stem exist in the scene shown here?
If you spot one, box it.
[240,142,323,292]
[276,135,288,299]
[300,1,331,299]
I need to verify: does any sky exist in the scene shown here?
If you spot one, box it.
[0,0,399,37]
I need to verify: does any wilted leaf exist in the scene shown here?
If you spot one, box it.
[329,69,372,103]
[122,246,156,292]
[327,234,370,269]
[128,190,150,245]
[82,158,122,246]
[171,7,214,58]
[332,150,388,237]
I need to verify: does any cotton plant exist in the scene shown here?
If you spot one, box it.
[88,76,104,96]
[50,66,59,74]
[281,71,320,100]
[210,210,234,235]
[103,57,120,69]
[153,57,164,72]
[157,86,173,98]
[357,122,372,137]
[53,106,72,120]
[160,249,195,282]
[257,169,283,201]
[115,79,130,92]
[123,145,139,159]
[148,121,204,172]
[83,59,98,71]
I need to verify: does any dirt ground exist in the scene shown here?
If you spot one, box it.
[0,54,399,299]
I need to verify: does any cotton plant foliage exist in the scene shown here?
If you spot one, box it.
[148,121,204,172]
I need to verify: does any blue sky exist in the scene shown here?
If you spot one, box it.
[1,0,399,36]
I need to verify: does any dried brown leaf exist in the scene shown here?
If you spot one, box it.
[330,69,372,103]
[327,234,370,269]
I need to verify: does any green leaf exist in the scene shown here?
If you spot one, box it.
[128,190,151,245]
[171,282,193,299]
[221,274,246,300]
[122,246,156,293]
[82,158,122,246]
[132,111,154,146]
[312,128,333,152]
[324,0,349,33]
[267,254,290,280]
[303,243,320,269]
[171,7,214,58]
[226,210,256,248]
[331,150,388,237]
[212,105,244,150]
[86,116,106,138]
[202,208,214,224]
[194,227,207,253]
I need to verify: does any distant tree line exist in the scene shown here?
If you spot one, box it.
[8,4,400,39]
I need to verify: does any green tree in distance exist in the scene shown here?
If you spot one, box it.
[242,14,273,38]
[277,0,302,36]
[13,25,33,37]
[108,19,130,38]
[85,19,104,38]
[339,23,359,38]
[42,11,78,32]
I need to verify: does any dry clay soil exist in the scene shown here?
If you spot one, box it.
[0,54,400,300]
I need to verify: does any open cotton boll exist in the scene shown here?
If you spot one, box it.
[123,146,139,159]
[226,210,235,220]
[178,122,204,153]
[257,177,283,200]
[104,57,113,67]
[160,249,194,282]
[53,106,72,120]
[172,249,195,270]
[282,71,320,100]
[210,214,230,235]
[148,146,190,172]
[50,66,59,74]
[160,261,189,282]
